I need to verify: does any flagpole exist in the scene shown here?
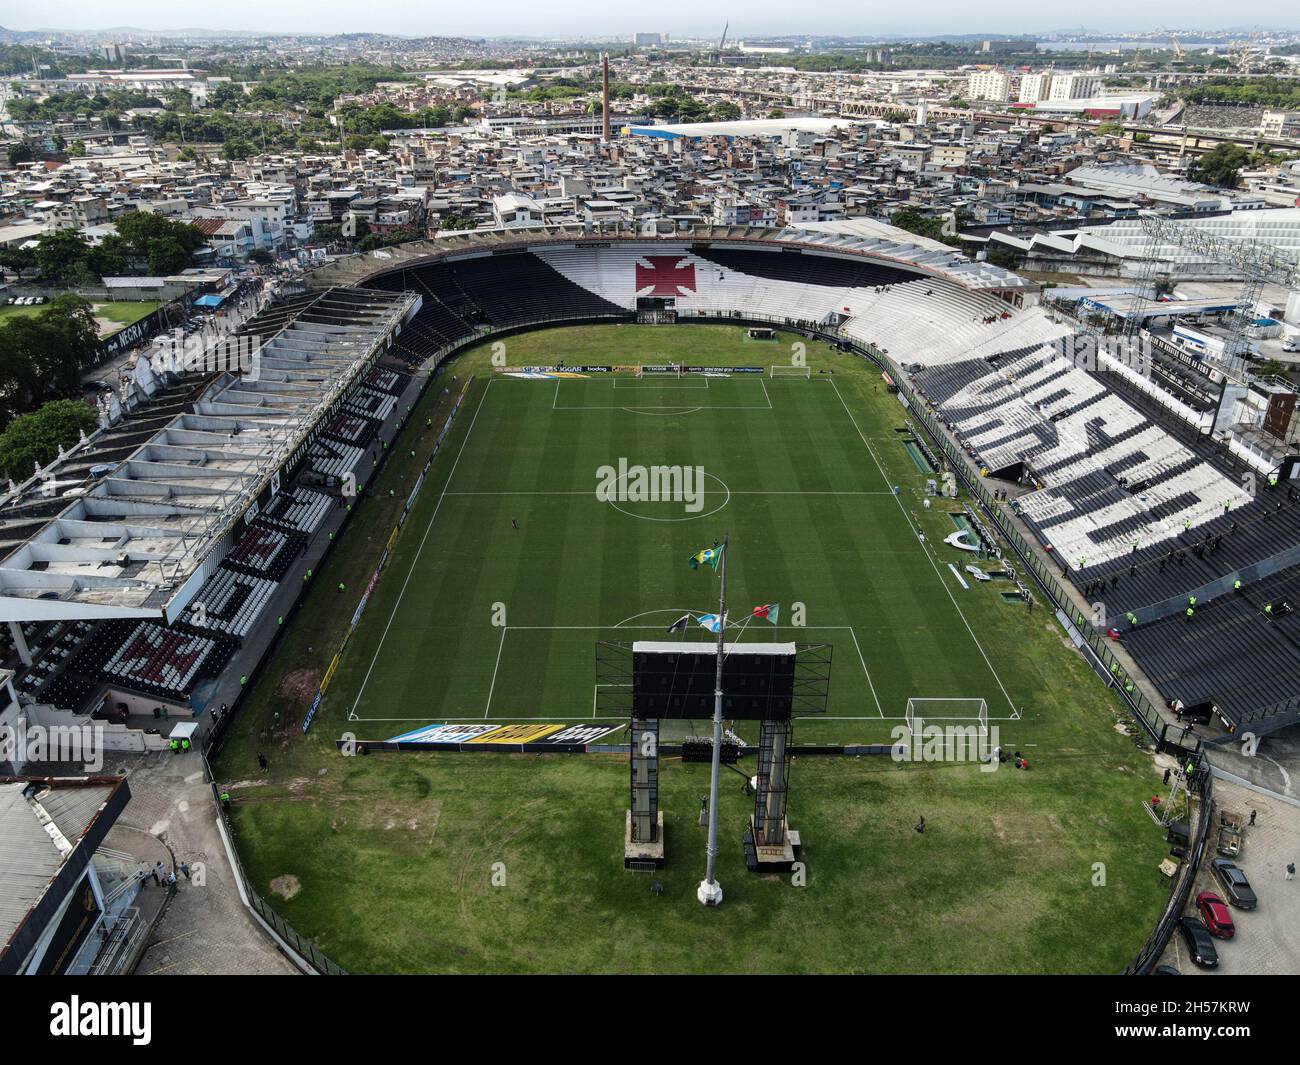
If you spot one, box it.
[698,533,728,906]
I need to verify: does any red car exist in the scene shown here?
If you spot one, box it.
[1196,891,1236,939]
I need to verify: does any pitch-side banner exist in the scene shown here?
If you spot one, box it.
[387,722,623,745]
[389,723,501,743]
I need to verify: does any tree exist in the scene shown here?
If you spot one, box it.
[0,244,35,276]
[113,212,205,274]
[206,82,246,110]
[223,137,255,160]
[33,230,98,286]
[890,208,962,248]
[437,215,479,232]
[985,245,1021,270]
[0,296,99,424]
[6,142,34,168]
[1189,143,1250,189]
[0,399,98,479]
[357,225,422,251]
[311,222,344,244]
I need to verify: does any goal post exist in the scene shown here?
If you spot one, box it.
[769,365,812,378]
[905,698,989,738]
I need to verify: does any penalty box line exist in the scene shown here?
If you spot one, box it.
[551,377,774,411]
[469,623,884,723]
[612,377,710,390]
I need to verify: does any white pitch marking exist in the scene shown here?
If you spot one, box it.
[349,377,494,719]
[829,377,1017,714]
[483,625,509,719]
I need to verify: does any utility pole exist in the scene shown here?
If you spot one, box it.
[698,533,728,906]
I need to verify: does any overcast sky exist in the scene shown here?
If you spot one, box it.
[5,2,1297,39]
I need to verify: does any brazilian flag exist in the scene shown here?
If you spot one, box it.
[690,546,720,571]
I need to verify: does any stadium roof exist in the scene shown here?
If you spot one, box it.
[788,217,957,255]
[0,287,418,624]
[306,225,1035,295]
[624,118,860,140]
[0,777,126,971]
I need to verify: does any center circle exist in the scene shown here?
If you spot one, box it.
[606,471,731,523]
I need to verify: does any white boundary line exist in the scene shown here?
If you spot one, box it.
[356,622,887,723]
[550,376,773,411]
[347,376,494,721]
[346,374,1011,724]
[829,377,1018,715]
[442,489,892,497]
[483,626,508,718]
[613,377,710,390]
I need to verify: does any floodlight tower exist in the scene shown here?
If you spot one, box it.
[697,533,729,907]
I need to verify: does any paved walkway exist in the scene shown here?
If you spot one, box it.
[1159,778,1300,975]
[105,750,297,976]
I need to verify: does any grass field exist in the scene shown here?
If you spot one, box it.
[93,300,162,328]
[218,324,1172,974]
[0,298,161,336]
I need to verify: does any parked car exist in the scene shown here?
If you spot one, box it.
[1211,859,1258,910]
[1196,891,1235,939]
[1178,916,1220,968]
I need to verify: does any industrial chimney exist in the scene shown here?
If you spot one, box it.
[602,53,611,142]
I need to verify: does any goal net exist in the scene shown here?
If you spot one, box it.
[770,365,811,378]
[905,698,989,739]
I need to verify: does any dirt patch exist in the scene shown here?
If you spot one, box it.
[277,669,322,707]
[269,874,301,900]
[223,777,268,790]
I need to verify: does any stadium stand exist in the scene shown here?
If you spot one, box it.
[71,620,237,702]
[1121,565,1300,731]
[259,487,333,535]
[2,230,1291,747]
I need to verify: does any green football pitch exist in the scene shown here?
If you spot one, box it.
[219,325,1170,974]
[339,370,1017,733]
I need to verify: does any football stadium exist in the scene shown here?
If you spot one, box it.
[5,227,1293,974]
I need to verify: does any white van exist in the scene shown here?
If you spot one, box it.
[1284,334,1300,353]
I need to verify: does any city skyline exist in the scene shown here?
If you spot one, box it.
[3,3,1299,40]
